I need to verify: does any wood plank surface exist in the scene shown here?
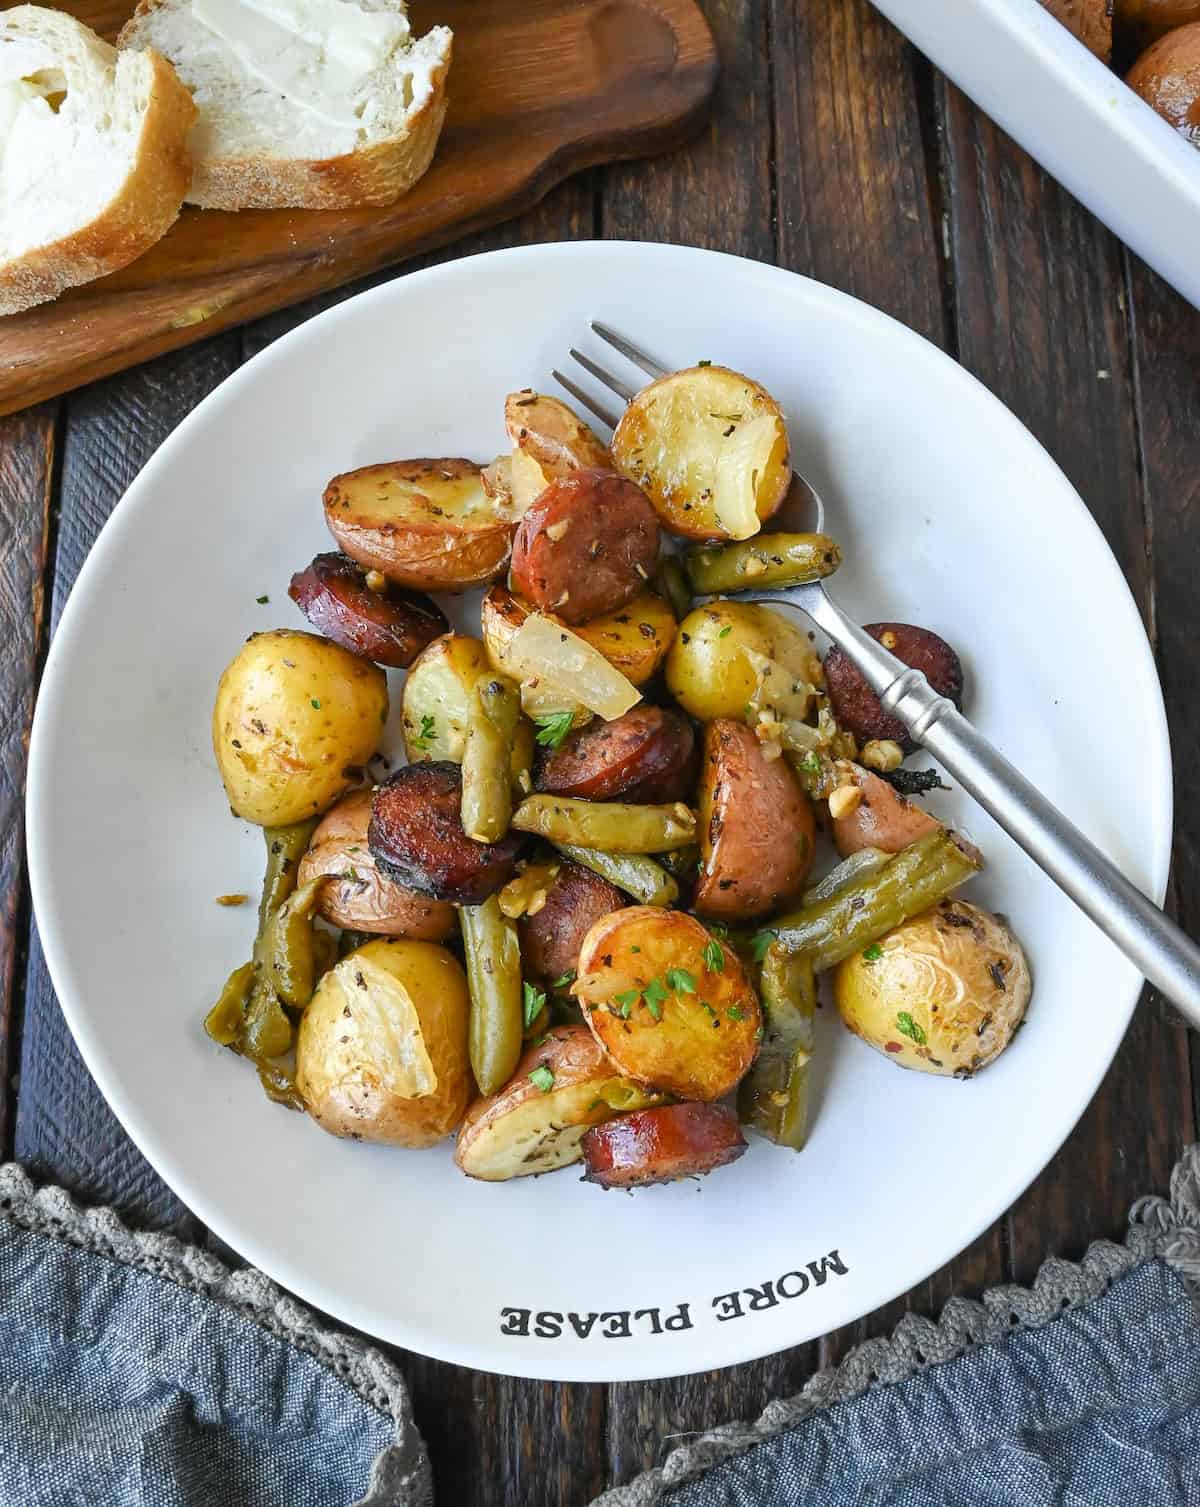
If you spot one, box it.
[0,407,56,1159]
[0,0,716,417]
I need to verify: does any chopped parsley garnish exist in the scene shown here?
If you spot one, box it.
[255,593,269,605]
[551,969,575,990]
[708,921,730,936]
[863,943,883,962]
[522,982,546,1028]
[718,625,732,639]
[412,714,437,750]
[800,750,822,776]
[750,929,777,962]
[727,1005,746,1021]
[310,698,322,710]
[614,988,641,1018]
[698,358,712,367]
[666,967,697,994]
[643,978,668,1008]
[528,1064,555,1093]
[533,710,575,750]
[896,1012,927,1046]
[702,938,726,973]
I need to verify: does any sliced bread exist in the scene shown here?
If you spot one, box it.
[118,0,452,211]
[0,6,196,318]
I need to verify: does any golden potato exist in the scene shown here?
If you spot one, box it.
[666,601,821,724]
[297,938,471,1146]
[453,1025,661,1180]
[213,629,388,826]
[400,631,535,781]
[297,791,456,939]
[574,591,677,687]
[833,899,1031,1076]
[504,391,611,514]
[323,459,513,592]
[574,907,761,1100]
[611,365,791,541]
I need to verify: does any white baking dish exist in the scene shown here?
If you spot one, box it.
[871,0,1200,309]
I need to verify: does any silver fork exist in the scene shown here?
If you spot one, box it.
[556,323,1200,1029]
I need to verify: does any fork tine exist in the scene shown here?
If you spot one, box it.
[568,348,638,403]
[551,370,620,431]
[590,323,668,380]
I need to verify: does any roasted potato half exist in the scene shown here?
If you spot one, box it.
[666,601,822,724]
[611,365,791,541]
[213,629,388,826]
[482,585,674,691]
[694,719,815,921]
[323,459,514,592]
[574,907,762,1100]
[505,391,612,514]
[453,1025,662,1180]
[296,939,471,1146]
[297,791,456,939]
[832,765,944,857]
[401,632,535,780]
[834,898,1032,1076]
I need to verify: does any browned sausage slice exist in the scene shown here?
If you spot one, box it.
[535,706,696,803]
[823,623,963,751]
[510,470,660,625]
[368,763,525,904]
[581,1103,748,1189]
[693,719,815,922]
[288,552,448,668]
[519,861,626,984]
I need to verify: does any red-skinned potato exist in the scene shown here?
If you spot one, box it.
[288,552,447,668]
[574,907,761,1100]
[694,719,815,922]
[453,1025,663,1180]
[581,1102,748,1188]
[510,471,660,624]
[832,766,944,858]
[323,459,513,592]
[298,791,456,938]
[1127,21,1200,145]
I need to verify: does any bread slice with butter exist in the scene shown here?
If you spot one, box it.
[118,0,453,210]
[0,5,195,317]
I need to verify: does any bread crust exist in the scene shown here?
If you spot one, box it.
[0,48,196,317]
[118,0,453,211]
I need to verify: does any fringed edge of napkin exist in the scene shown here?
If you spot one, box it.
[0,1162,432,1507]
[590,1142,1200,1507]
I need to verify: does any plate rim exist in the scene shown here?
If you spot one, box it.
[25,239,1173,1381]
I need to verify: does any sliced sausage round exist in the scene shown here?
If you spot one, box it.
[581,1103,748,1189]
[510,470,660,625]
[519,861,626,985]
[288,552,448,668]
[823,622,963,752]
[535,706,696,804]
[693,719,815,922]
[368,762,524,905]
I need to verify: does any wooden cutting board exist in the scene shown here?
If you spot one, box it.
[0,0,716,416]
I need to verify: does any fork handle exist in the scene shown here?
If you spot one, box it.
[773,587,1200,1029]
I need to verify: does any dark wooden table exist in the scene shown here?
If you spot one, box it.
[2,2,1198,1501]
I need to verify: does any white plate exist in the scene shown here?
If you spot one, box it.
[26,242,1171,1382]
[871,0,1200,311]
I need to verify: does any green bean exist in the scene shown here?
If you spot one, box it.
[258,820,317,920]
[205,961,255,1046]
[256,1061,305,1112]
[738,949,816,1150]
[462,674,520,843]
[458,895,524,1096]
[685,533,842,595]
[513,795,697,853]
[241,974,294,1059]
[264,878,322,1007]
[766,830,980,970]
[801,847,889,907]
[554,844,679,907]
[653,556,693,621]
[658,844,701,879]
